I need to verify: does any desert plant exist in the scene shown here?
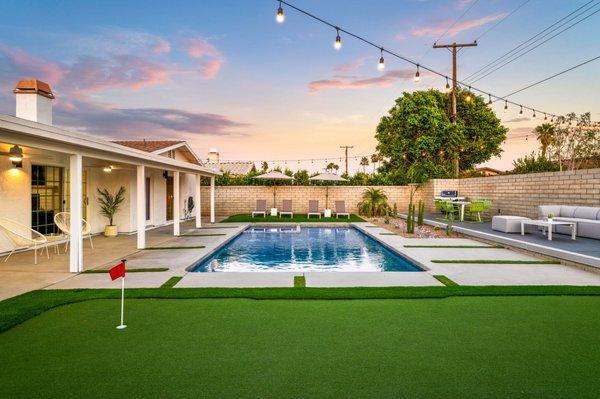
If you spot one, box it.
[446,212,454,236]
[406,202,415,234]
[96,186,126,226]
[392,203,398,217]
[357,188,390,217]
[417,200,425,226]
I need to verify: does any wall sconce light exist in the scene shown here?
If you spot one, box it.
[103,166,113,173]
[8,145,23,168]
[163,170,169,179]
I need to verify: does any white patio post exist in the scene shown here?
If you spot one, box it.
[173,171,180,236]
[210,176,215,223]
[69,154,83,272]
[195,174,202,228]
[136,165,146,249]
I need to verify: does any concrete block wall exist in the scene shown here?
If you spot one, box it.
[199,185,426,215]
[453,168,600,218]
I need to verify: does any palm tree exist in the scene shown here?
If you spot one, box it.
[534,123,555,159]
[360,157,369,173]
[326,162,339,173]
[357,188,390,217]
[261,161,269,171]
[370,154,379,173]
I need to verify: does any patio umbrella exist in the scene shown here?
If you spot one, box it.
[309,172,347,209]
[254,171,293,208]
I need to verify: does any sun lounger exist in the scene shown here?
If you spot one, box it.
[334,201,350,219]
[308,200,321,219]
[252,199,267,217]
[280,200,293,218]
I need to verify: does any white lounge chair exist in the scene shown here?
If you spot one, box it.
[252,200,267,218]
[280,200,293,218]
[54,212,94,252]
[334,201,350,219]
[0,217,49,264]
[308,200,321,219]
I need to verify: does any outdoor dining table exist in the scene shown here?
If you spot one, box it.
[452,200,471,222]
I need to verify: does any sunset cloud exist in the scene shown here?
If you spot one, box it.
[0,45,64,87]
[309,69,416,93]
[184,37,224,79]
[411,13,507,37]
[334,58,365,73]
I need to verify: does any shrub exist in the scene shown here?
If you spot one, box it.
[511,152,559,174]
[357,188,390,217]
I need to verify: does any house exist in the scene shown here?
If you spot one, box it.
[0,79,220,272]
[206,148,255,175]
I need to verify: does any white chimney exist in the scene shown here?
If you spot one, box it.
[14,79,54,125]
[208,148,219,163]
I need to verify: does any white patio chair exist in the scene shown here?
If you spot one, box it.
[54,212,94,253]
[0,217,49,265]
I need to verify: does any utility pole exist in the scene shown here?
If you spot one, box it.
[433,41,477,178]
[339,145,353,175]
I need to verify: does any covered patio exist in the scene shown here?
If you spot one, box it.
[0,113,220,276]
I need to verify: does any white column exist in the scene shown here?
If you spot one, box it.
[195,174,202,228]
[136,165,146,249]
[173,171,180,236]
[69,154,83,273]
[210,176,215,223]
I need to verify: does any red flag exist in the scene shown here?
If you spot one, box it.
[109,262,126,281]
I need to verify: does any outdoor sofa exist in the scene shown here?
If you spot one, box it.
[538,205,600,240]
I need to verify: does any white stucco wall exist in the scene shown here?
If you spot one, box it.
[87,168,134,234]
[16,94,52,125]
[0,158,32,252]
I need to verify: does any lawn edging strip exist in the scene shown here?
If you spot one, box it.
[431,260,560,264]
[3,286,600,334]
[294,276,306,288]
[433,275,459,286]
[161,276,183,288]
[82,268,168,274]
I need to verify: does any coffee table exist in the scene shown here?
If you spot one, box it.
[520,219,577,241]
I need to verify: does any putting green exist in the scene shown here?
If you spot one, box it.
[1,296,599,398]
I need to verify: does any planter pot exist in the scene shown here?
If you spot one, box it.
[323,209,332,218]
[104,225,118,237]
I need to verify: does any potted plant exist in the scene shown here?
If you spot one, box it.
[547,212,555,222]
[97,186,126,237]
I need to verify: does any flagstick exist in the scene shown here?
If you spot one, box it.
[116,276,127,330]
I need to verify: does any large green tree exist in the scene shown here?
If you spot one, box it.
[375,89,507,182]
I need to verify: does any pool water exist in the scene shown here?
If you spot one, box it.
[192,227,422,272]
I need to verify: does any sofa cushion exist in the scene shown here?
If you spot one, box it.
[573,206,600,220]
[576,220,600,240]
[559,206,578,218]
[539,205,562,219]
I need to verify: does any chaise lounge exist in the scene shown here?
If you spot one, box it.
[308,200,321,219]
[334,201,350,219]
[252,199,267,217]
[280,200,293,218]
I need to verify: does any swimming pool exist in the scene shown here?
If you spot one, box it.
[191,227,422,272]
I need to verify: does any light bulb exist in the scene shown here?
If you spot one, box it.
[487,94,492,106]
[276,2,285,23]
[334,29,342,50]
[414,65,421,82]
[377,49,385,71]
[503,101,508,113]
[445,77,451,93]
[519,106,523,115]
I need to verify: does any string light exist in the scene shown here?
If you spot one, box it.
[334,28,342,50]
[533,110,537,119]
[487,94,492,106]
[377,48,385,71]
[445,77,451,92]
[504,100,508,113]
[464,86,472,103]
[276,1,285,23]
[519,105,523,115]
[544,113,548,121]
[273,1,565,121]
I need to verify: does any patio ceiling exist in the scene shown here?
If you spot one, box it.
[0,115,220,176]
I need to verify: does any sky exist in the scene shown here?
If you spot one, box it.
[0,0,598,172]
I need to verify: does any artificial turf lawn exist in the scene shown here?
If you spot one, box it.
[1,294,600,398]
[219,213,364,223]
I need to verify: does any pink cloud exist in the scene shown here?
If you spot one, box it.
[64,54,172,92]
[456,0,473,9]
[184,37,224,79]
[151,38,171,55]
[411,13,507,37]
[309,69,416,93]
[334,58,365,73]
[185,37,220,58]
[0,45,64,86]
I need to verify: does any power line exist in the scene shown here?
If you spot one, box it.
[464,0,599,83]
[276,0,561,118]
[418,0,480,62]
[474,0,532,41]
[467,5,600,84]
[499,54,600,100]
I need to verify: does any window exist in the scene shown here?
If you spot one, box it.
[31,165,64,234]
